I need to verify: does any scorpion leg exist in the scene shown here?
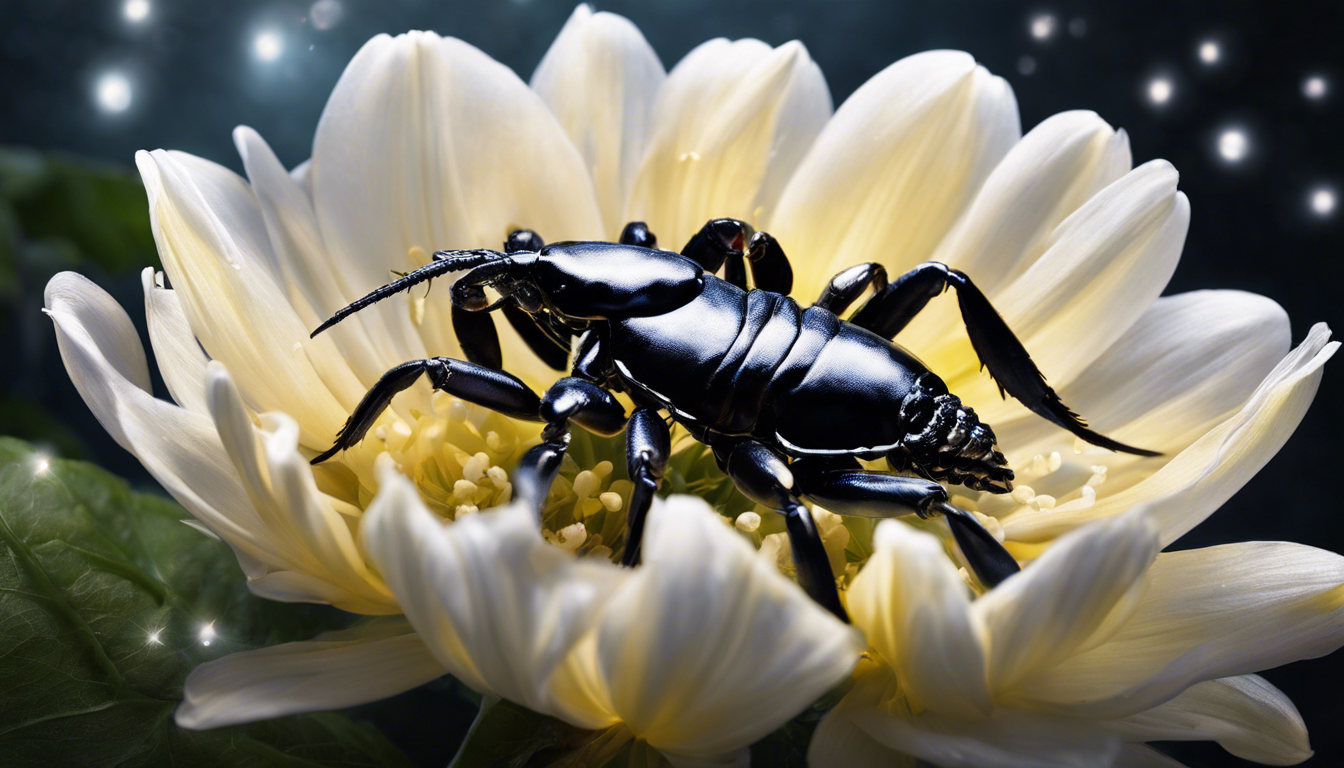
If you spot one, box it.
[791,458,1020,588]
[846,261,1157,457]
[512,377,628,513]
[619,407,671,567]
[311,357,544,465]
[715,438,848,622]
[619,221,658,248]
[680,218,794,294]
[813,262,888,316]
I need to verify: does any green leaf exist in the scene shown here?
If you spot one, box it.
[0,146,158,276]
[448,696,638,768]
[0,437,412,767]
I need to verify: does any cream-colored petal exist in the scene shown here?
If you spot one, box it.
[625,37,831,250]
[233,125,391,401]
[826,667,1120,768]
[896,111,1130,353]
[44,272,268,572]
[1108,675,1311,766]
[1003,324,1337,544]
[141,267,210,414]
[176,617,445,729]
[931,110,1132,293]
[847,520,991,718]
[532,5,665,234]
[558,495,863,759]
[310,31,602,387]
[809,693,921,768]
[1016,542,1344,718]
[935,161,1190,424]
[769,50,1019,299]
[975,512,1158,694]
[361,460,625,723]
[993,289,1291,461]
[136,149,348,446]
[204,361,394,612]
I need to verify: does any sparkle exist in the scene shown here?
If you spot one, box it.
[198,621,217,647]
[1147,77,1173,105]
[254,30,284,62]
[1030,13,1057,40]
[1303,75,1328,100]
[94,71,132,113]
[147,630,162,645]
[33,454,50,475]
[1217,128,1249,163]
[1198,40,1220,64]
[1310,186,1336,217]
[123,0,150,23]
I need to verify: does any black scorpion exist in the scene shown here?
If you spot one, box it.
[309,219,1156,620]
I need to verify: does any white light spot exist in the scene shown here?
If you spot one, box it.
[1017,55,1037,76]
[1304,75,1328,100]
[1030,13,1057,40]
[1198,40,1220,64]
[124,0,150,23]
[254,30,284,62]
[1147,77,1173,105]
[1068,18,1086,37]
[310,0,343,30]
[94,71,132,113]
[1217,128,1249,163]
[198,621,217,647]
[147,630,162,645]
[33,455,50,475]
[1310,186,1336,217]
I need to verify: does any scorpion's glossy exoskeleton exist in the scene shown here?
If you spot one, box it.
[310,218,1157,621]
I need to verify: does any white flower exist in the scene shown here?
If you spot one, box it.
[811,512,1344,767]
[43,4,1338,763]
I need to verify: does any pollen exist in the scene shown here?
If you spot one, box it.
[1011,485,1036,504]
[735,511,762,532]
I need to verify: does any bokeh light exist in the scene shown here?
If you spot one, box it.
[94,71,132,113]
[1217,128,1250,163]
[1030,14,1056,41]
[1310,186,1337,217]
[1198,40,1220,64]
[123,0,150,23]
[1304,75,1328,100]
[254,30,284,62]
[1147,77,1173,105]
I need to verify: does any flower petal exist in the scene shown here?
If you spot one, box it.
[1003,324,1337,544]
[532,5,665,234]
[1108,675,1312,766]
[233,125,393,400]
[846,520,991,718]
[769,50,1019,299]
[818,666,1120,768]
[361,459,626,724]
[556,495,863,758]
[204,361,395,612]
[142,268,210,414]
[974,511,1158,694]
[311,31,602,387]
[896,111,1130,353]
[45,272,269,572]
[625,37,831,250]
[937,160,1190,422]
[993,289,1291,460]
[176,617,445,729]
[1016,542,1344,718]
[136,149,349,446]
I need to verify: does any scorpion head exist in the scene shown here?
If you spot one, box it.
[451,241,705,322]
[890,374,1014,494]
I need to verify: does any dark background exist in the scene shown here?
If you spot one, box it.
[1,1,1340,765]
